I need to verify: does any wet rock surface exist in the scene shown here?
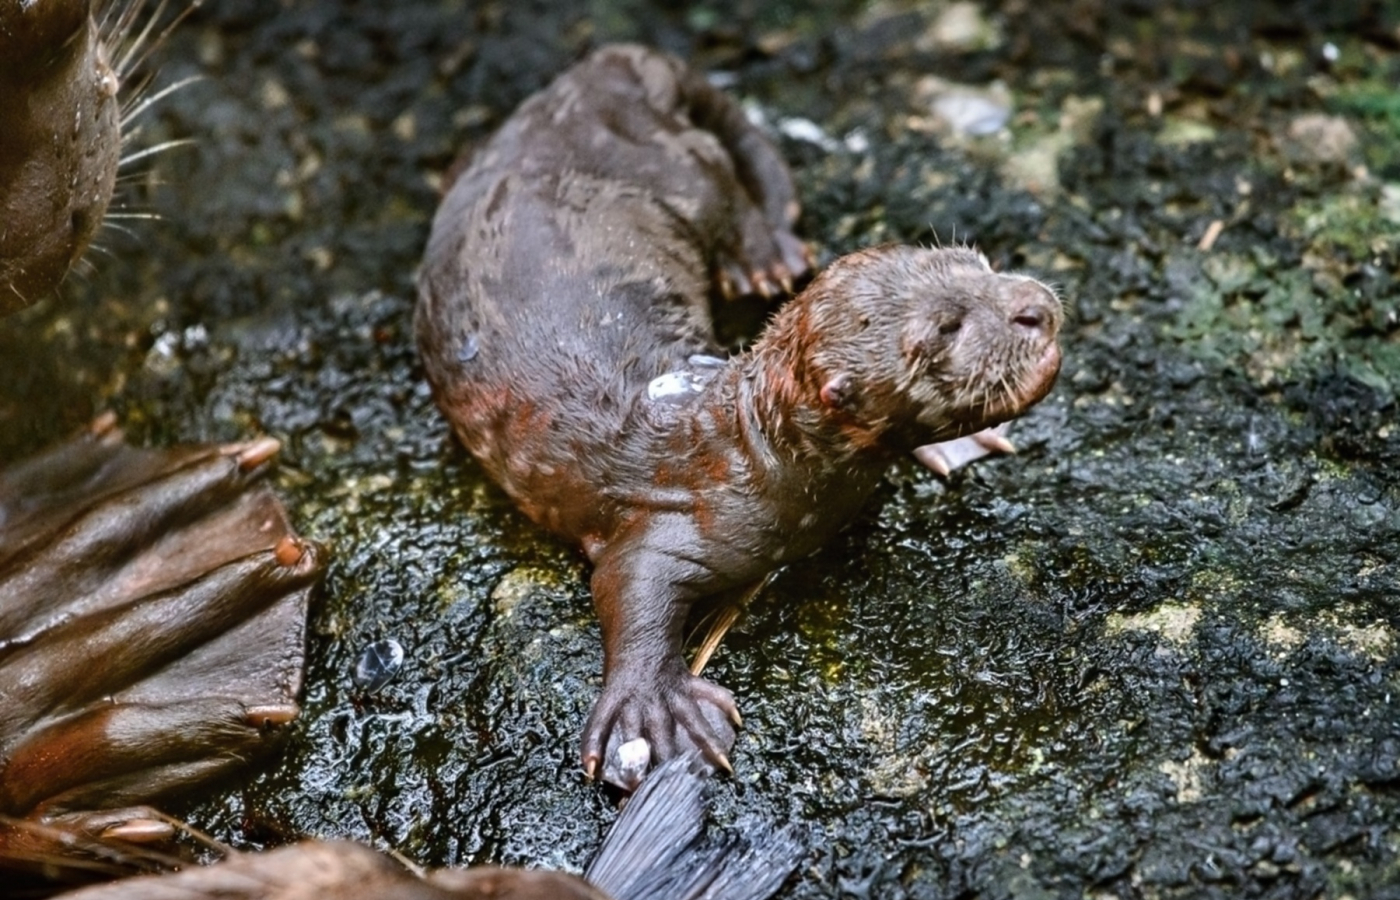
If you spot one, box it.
[1,1,1397,898]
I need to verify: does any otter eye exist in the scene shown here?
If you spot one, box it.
[938,320,961,335]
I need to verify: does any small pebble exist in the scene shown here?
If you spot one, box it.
[352,638,405,693]
[612,737,651,788]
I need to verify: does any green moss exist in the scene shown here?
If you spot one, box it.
[1287,190,1395,260]
[1167,196,1399,394]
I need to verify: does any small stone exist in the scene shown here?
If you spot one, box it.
[916,77,1013,137]
[611,737,651,789]
[1281,114,1357,165]
[352,639,404,694]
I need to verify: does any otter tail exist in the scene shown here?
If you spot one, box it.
[585,754,805,900]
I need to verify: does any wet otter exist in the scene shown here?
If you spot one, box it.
[416,44,1063,789]
[0,0,122,313]
[0,0,194,314]
[0,416,326,883]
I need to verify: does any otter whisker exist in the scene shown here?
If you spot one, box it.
[145,809,234,858]
[95,0,133,38]
[104,0,154,71]
[122,74,202,125]
[384,845,429,879]
[114,171,168,186]
[99,220,139,237]
[123,1,202,78]
[111,0,170,77]
[99,224,141,241]
[119,68,159,112]
[119,138,196,168]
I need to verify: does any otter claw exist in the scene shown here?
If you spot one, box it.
[88,410,120,438]
[233,435,281,471]
[975,429,1016,456]
[774,231,813,285]
[100,818,175,843]
[583,668,739,791]
[274,535,306,566]
[719,264,753,299]
[244,703,300,728]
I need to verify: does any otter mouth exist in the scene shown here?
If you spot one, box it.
[1011,341,1063,412]
[957,341,1063,431]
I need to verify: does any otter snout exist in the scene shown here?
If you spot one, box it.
[995,275,1063,411]
[0,1,122,314]
[897,255,1064,439]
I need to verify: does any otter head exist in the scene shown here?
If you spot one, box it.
[800,244,1062,451]
[0,0,122,315]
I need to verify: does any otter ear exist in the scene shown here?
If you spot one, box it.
[820,373,857,410]
[900,322,935,362]
[901,316,959,363]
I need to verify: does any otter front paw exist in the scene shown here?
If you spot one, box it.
[913,424,1017,477]
[581,664,740,790]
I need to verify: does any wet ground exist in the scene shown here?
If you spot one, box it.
[3,0,1399,897]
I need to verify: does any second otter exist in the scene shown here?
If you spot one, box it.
[416,45,1062,789]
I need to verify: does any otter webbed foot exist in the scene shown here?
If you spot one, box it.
[913,423,1017,477]
[581,662,740,791]
[0,417,325,878]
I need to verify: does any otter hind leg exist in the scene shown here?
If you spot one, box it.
[675,58,813,300]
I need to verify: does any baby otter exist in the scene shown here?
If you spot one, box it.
[416,44,1062,789]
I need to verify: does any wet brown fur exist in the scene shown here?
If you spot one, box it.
[416,44,1062,787]
[0,0,121,313]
